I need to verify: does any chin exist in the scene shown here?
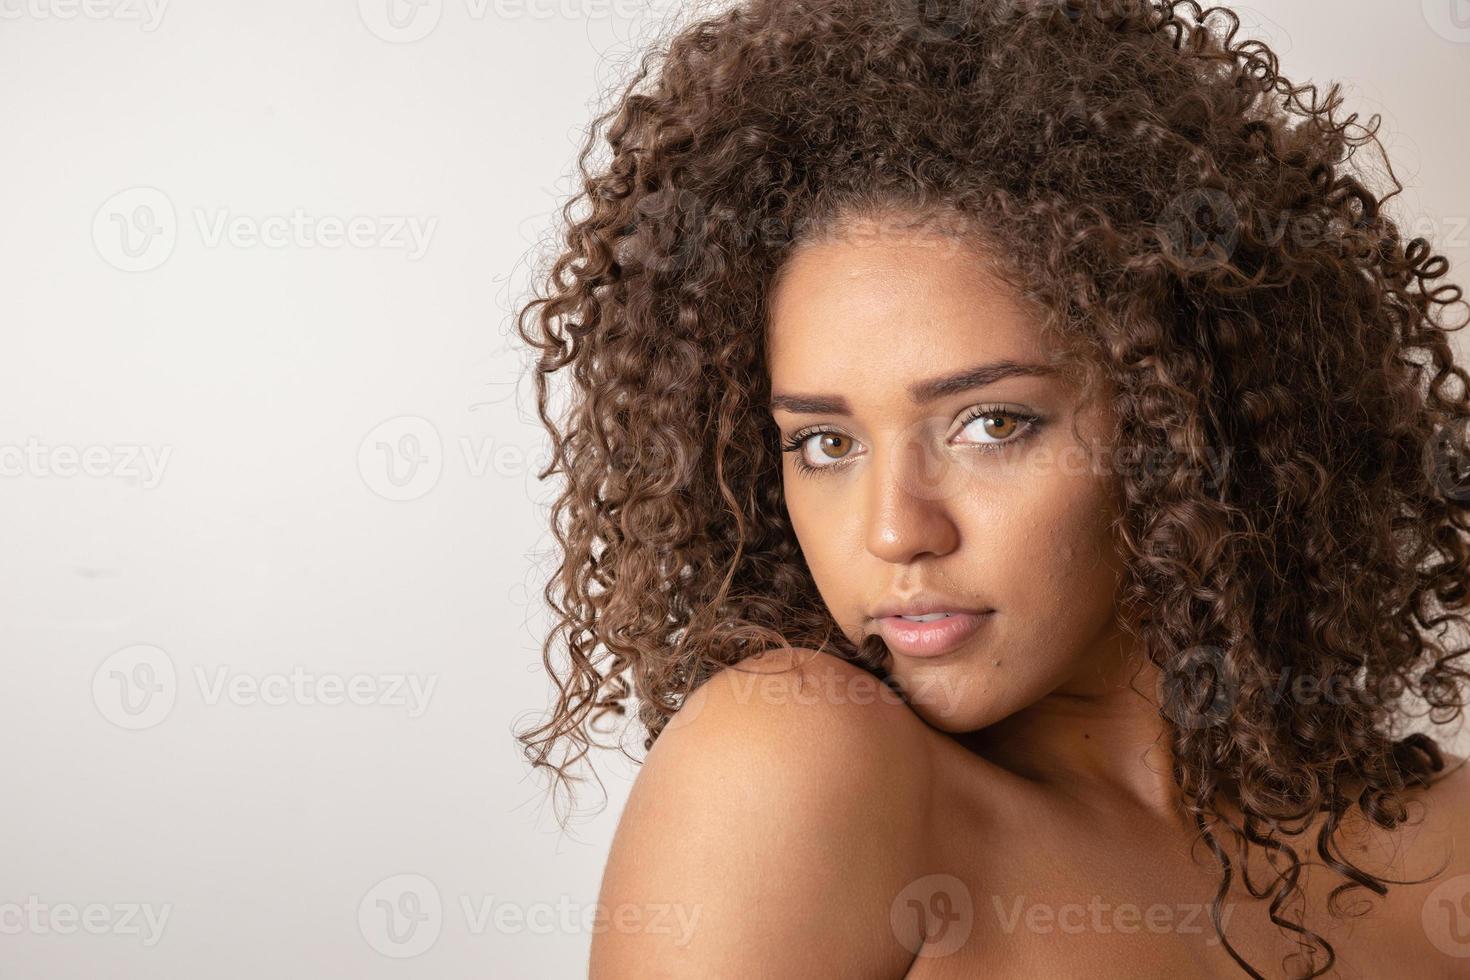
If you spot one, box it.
[891,669,1004,732]
[893,650,1066,733]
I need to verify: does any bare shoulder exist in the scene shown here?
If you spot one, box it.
[1387,750,1470,972]
[1379,749,1470,870]
[1320,749,1470,975]
[589,647,937,979]
[1412,749,1470,872]
[1424,750,1470,813]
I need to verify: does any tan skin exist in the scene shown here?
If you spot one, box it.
[589,214,1470,979]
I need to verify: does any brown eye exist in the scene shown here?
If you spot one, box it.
[959,408,1039,450]
[783,430,860,473]
[815,433,852,461]
[978,413,1017,440]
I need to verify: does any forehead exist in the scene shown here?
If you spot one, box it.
[765,227,1050,388]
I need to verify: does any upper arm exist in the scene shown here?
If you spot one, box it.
[589,648,934,979]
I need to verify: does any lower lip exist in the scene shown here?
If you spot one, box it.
[875,612,993,658]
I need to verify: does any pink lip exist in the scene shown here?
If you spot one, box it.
[875,612,992,658]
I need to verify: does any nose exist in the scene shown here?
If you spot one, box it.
[863,436,961,564]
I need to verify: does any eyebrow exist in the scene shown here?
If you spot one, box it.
[769,359,1057,414]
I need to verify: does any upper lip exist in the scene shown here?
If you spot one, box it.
[870,590,992,619]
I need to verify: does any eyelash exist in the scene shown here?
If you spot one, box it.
[779,405,1044,477]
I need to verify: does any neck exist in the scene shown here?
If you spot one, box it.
[955,627,1189,825]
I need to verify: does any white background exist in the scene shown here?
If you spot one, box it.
[2,1,1468,976]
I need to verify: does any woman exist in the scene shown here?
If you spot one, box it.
[514,1,1470,976]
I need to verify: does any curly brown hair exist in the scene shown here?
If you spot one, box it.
[511,1,1470,975]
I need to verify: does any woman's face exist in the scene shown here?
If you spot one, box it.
[766,216,1131,733]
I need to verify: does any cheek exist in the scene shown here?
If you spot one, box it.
[784,488,866,612]
[785,489,828,566]
[969,466,1123,628]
